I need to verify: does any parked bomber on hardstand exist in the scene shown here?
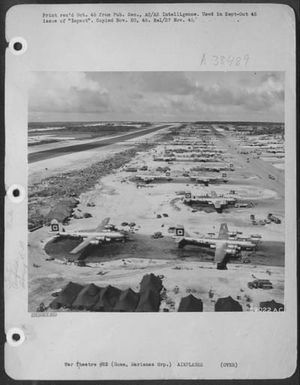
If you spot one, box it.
[173,223,260,270]
[183,190,236,213]
[49,217,128,254]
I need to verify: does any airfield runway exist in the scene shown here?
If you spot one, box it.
[28,123,170,163]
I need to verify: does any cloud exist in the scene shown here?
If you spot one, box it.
[139,72,195,95]
[131,92,144,100]
[260,72,283,83]
[28,72,111,113]
[195,73,284,111]
[28,71,284,122]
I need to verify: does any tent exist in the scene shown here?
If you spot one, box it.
[259,300,284,312]
[139,273,163,294]
[48,273,163,312]
[215,296,243,312]
[113,288,140,312]
[136,273,162,312]
[135,289,160,312]
[49,282,83,309]
[72,283,102,310]
[93,285,121,312]
[178,294,203,312]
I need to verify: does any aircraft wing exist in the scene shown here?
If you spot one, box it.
[214,241,227,263]
[180,236,214,247]
[95,217,110,232]
[70,236,96,254]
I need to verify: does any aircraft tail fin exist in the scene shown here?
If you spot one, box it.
[50,219,63,233]
[214,241,229,270]
[218,223,229,239]
[214,242,227,263]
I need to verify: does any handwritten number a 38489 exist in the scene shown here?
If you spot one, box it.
[200,54,250,67]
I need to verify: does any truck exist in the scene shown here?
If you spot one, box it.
[268,213,281,224]
[248,279,273,289]
[152,231,164,239]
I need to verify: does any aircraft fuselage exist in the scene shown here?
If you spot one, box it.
[178,236,255,251]
[56,230,125,240]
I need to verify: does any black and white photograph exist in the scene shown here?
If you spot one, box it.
[5,2,296,380]
[28,71,285,313]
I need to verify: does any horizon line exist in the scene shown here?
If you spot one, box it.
[28,120,284,124]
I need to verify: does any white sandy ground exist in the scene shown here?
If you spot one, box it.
[70,174,284,242]
[28,134,77,144]
[273,163,285,170]
[28,124,285,311]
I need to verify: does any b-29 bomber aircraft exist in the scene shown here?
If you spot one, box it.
[189,175,228,186]
[49,217,127,254]
[135,174,173,183]
[183,191,236,213]
[173,223,259,269]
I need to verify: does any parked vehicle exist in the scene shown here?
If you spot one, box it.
[268,213,281,224]
[248,279,273,289]
[152,232,163,239]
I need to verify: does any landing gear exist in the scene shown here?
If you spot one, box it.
[217,262,228,270]
[178,239,186,249]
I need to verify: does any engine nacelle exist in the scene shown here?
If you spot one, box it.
[90,240,100,245]
[226,248,237,255]
[227,244,237,249]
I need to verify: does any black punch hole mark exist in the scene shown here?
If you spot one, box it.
[12,333,20,342]
[13,41,22,51]
[12,188,20,198]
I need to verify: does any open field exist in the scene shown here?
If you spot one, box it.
[28,122,285,312]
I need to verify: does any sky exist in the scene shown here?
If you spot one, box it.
[28,71,284,123]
